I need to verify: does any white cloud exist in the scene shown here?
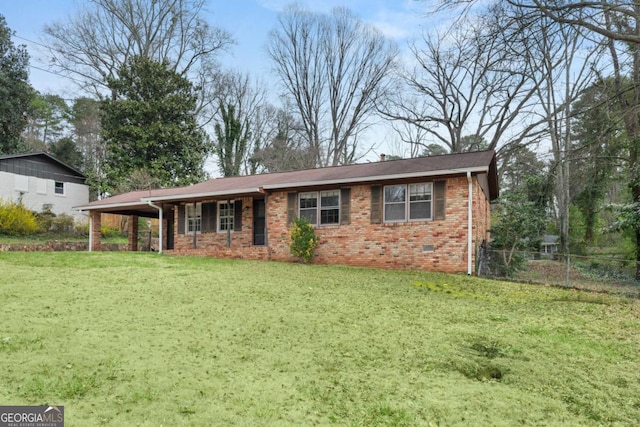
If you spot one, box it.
[367,9,422,41]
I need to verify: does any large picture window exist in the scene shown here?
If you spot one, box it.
[298,191,340,225]
[218,201,235,232]
[186,203,201,234]
[384,183,432,222]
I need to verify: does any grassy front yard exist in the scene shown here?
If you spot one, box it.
[0,253,639,426]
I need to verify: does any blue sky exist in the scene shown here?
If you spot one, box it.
[2,1,449,162]
[2,0,430,96]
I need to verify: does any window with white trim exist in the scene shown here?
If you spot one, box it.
[186,203,201,234]
[409,183,432,220]
[384,185,406,222]
[299,192,318,224]
[320,190,339,224]
[384,183,432,222]
[218,201,235,232]
[54,181,65,195]
[298,191,340,225]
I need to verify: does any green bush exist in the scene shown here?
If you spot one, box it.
[73,222,122,238]
[289,217,319,263]
[0,199,39,236]
[100,225,120,238]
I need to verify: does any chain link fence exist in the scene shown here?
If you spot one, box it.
[477,245,640,298]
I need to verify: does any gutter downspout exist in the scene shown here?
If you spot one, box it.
[146,201,163,254]
[88,213,92,252]
[467,171,473,275]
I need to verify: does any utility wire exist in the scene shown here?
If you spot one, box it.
[13,33,49,49]
[12,33,87,90]
[28,63,86,87]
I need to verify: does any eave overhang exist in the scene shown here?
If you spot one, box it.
[74,154,498,214]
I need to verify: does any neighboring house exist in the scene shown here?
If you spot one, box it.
[76,150,498,274]
[541,235,559,255]
[0,152,89,222]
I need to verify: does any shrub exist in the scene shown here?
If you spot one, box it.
[73,222,122,238]
[100,225,120,238]
[0,199,39,235]
[51,213,75,232]
[289,217,318,263]
[35,205,56,232]
[75,222,89,236]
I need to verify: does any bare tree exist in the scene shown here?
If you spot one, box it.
[506,1,640,278]
[380,8,545,156]
[70,97,105,199]
[390,118,432,158]
[268,5,398,167]
[43,0,233,97]
[518,6,603,254]
[253,108,316,173]
[206,70,274,176]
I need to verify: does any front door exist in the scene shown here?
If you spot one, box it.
[166,207,174,250]
[253,199,266,246]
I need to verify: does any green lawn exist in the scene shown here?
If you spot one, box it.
[0,253,639,426]
[0,233,128,245]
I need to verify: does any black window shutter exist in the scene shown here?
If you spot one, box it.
[434,180,446,220]
[287,192,297,225]
[340,188,351,225]
[370,185,382,224]
[177,205,185,234]
[201,203,216,232]
[234,200,243,231]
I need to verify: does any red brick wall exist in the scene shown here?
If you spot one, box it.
[167,176,492,274]
[128,215,138,251]
[90,211,101,252]
[267,176,483,272]
[171,197,269,260]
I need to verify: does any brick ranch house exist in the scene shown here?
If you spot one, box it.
[76,150,498,274]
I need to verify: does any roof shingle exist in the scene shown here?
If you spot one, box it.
[77,150,498,212]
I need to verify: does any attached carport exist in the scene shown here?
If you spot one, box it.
[76,190,174,253]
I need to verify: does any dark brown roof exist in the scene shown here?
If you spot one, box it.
[77,150,498,213]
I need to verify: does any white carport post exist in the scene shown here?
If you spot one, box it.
[146,201,163,254]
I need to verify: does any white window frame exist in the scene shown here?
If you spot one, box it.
[408,183,433,221]
[383,183,433,223]
[217,200,235,233]
[298,192,318,225]
[319,190,340,225]
[383,185,406,223]
[54,181,65,196]
[298,191,340,226]
[186,203,202,234]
